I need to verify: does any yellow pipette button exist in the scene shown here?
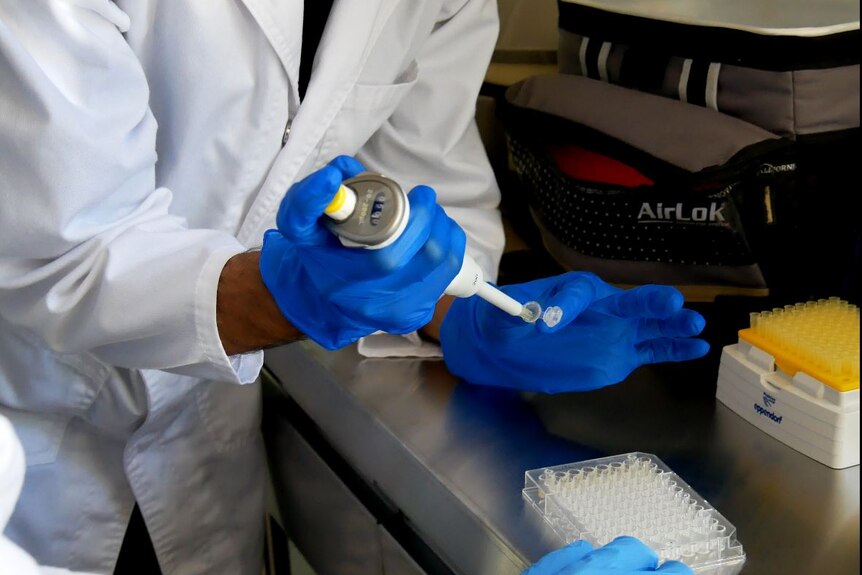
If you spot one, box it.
[325,185,348,215]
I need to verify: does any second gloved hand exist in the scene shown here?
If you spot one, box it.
[440,272,709,393]
[260,156,465,350]
[523,537,693,574]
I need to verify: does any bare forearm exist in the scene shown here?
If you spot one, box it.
[216,251,304,355]
[420,295,455,343]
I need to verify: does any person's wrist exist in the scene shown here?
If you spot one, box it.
[418,295,455,343]
[217,251,305,355]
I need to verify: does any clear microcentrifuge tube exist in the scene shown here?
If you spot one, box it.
[542,306,564,328]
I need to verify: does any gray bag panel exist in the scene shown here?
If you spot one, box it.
[793,66,861,135]
[505,73,780,174]
[720,65,861,137]
[559,28,861,137]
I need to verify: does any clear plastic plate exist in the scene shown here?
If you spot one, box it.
[523,452,746,574]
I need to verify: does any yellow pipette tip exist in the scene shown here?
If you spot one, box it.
[741,298,859,392]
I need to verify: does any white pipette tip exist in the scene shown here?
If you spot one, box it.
[520,301,543,323]
[475,283,543,324]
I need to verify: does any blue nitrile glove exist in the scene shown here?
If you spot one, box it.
[440,272,709,393]
[523,537,693,574]
[260,156,466,350]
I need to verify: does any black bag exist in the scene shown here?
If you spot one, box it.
[501,0,860,303]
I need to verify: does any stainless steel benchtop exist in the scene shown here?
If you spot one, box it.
[264,342,859,574]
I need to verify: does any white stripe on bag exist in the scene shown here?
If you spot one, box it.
[678,59,692,103]
[705,62,721,111]
[598,41,612,82]
[579,36,589,77]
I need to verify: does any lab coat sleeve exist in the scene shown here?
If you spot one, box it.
[0,2,257,384]
[355,0,505,283]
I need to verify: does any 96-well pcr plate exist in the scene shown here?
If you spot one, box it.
[523,453,745,574]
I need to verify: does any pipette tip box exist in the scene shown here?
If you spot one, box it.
[523,452,746,574]
[716,298,860,469]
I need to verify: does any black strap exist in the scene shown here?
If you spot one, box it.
[298,0,335,101]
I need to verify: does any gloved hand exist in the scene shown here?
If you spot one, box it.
[260,156,466,349]
[524,537,693,574]
[440,272,708,393]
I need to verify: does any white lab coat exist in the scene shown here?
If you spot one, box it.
[1,415,96,575]
[0,1,503,574]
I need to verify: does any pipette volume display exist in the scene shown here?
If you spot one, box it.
[326,174,541,324]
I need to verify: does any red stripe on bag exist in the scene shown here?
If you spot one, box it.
[548,144,654,187]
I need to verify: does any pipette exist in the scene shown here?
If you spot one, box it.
[324,173,543,323]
